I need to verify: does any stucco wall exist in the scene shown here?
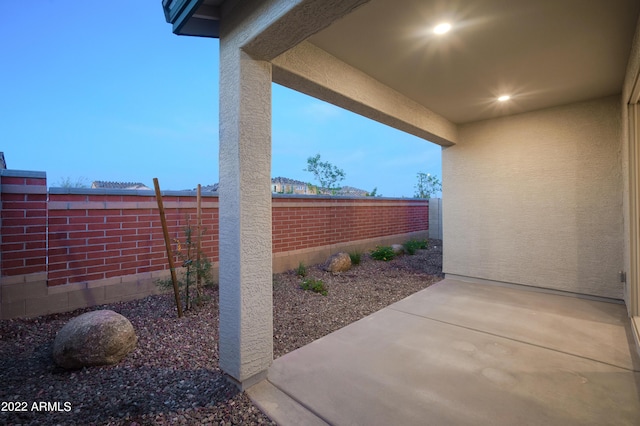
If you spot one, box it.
[443,96,623,299]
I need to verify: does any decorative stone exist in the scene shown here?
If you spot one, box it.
[324,252,352,273]
[53,310,137,369]
[391,244,405,255]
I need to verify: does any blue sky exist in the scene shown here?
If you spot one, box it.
[1,1,441,197]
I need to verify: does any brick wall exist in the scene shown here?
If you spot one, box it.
[46,191,219,286]
[0,169,428,318]
[272,196,429,253]
[0,170,48,276]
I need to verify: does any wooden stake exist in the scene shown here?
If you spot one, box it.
[153,178,183,318]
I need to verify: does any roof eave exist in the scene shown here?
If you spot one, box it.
[162,0,221,38]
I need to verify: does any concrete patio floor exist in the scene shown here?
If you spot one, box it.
[247,278,640,426]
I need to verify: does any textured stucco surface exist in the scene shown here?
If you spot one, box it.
[242,0,370,61]
[272,41,457,147]
[221,0,369,61]
[443,96,624,299]
[217,0,374,386]
[219,5,275,383]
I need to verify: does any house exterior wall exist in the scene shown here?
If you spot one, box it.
[443,96,623,299]
[272,180,311,194]
[0,172,429,319]
[621,14,640,315]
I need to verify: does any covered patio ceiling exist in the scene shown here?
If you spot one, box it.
[308,0,640,124]
[165,0,640,124]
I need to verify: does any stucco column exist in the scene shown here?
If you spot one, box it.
[218,41,273,389]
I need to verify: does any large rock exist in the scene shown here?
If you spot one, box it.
[324,252,352,273]
[53,310,137,369]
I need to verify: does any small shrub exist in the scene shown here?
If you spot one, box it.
[156,255,216,307]
[156,222,216,310]
[296,262,307,277]
[300,278,328,296]
[349,251,361,265]
[403,239,428,255]
[370,246,396,261]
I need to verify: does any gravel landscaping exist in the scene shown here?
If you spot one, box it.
[0,239,442,425]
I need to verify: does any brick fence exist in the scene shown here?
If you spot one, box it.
[0,169,429,319]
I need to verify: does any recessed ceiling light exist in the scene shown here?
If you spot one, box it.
[433,23,452,35]
[498,95,511,102]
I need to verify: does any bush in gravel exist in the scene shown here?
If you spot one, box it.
[370,246,396,261]
[300,278,328,296]
[296,261,307,277]
[403,239,428,255]
[156,223,216,311]
[349,251,362,265]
